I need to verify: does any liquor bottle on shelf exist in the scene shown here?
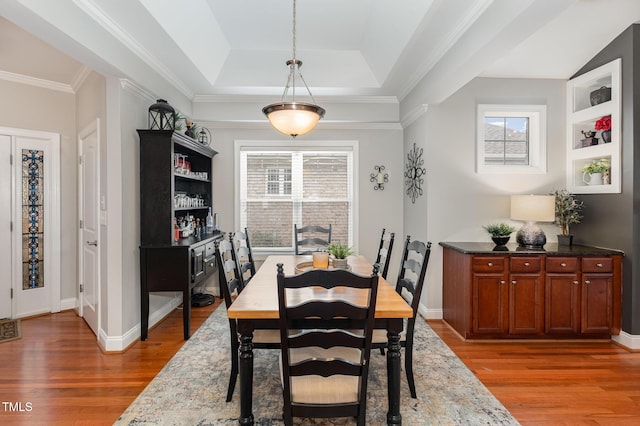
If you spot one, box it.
[206,207,215,234]
[173,218,179,242]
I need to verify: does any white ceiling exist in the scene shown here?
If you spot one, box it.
[1,0,640,105]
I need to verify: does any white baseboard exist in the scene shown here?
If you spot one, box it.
[612,331,640,350]
[418,304,442,320]
[60,297,77,311]
[100,295,182,352]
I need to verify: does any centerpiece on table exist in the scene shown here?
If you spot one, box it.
[483,223,516,246]
[327,241,353,269]
[552,189,584,246]
[595,115,612,143]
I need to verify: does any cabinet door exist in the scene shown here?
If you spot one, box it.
[582,273,613,334]
[191,246,205,283]
[472,274,508,335]
[509,273,544,335]
[545,273,580,334]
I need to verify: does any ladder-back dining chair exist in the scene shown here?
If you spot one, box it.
[233,228,256,286]
[373,236,431,399]
[374,228,395,279]
[215,235,279,402]
[294,224,332,255]
[276,263,379,426]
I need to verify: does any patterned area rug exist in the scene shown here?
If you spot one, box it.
[116,306,518,425]
[0,319,21,343]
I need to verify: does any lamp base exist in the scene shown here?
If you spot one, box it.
[516,221,546,248]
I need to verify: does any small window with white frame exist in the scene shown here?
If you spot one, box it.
[477,104,547,174]
[266,168,292,195]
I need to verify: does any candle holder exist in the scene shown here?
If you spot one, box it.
[370,165,388,190]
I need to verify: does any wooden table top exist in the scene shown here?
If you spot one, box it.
[227,255,413,320]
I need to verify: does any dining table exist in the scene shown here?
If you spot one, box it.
[227,254,414,425]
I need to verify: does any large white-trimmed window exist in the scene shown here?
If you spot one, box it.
[477,104,547,174]
[236,141,356,253]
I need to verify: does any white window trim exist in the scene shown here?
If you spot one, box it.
[234,140,359,258]
[476,104,547,174]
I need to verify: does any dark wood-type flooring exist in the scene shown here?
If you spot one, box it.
[1,302,639,425]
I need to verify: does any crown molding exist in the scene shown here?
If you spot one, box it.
[119,78,156,103]
[401,104,430,128]
[70,65,93,92]
[193,94,398,105]
[0,70,74,93]
[196,120,402,131]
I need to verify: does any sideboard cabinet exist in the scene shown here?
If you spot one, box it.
[441,242,622,339]
[138,130,221,341]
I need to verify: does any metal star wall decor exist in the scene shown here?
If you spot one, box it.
[404,142,426,204]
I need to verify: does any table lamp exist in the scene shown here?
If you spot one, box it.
[510,195,556,248]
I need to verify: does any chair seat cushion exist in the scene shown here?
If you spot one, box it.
[371,328,407,344]
[252,329,280,344]
[280,346,361,404]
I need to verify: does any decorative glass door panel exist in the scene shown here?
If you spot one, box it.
[22,149,45,290]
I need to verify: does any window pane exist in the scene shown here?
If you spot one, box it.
[240,149,353,250]
[483,116,530,166]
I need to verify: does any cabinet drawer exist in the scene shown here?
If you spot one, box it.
[582,257,612,273]
[204,241,216,260]
[472,256,505,273]
[510,256,541,273]
[546,257,578,273]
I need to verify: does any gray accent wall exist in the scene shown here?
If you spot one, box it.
[571,24,640,335]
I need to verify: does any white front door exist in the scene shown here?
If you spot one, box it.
[3,127,61,318]
[0,135,11,319]
[78,120,100,335]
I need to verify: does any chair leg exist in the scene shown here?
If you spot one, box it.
[379,347,385,355]
[404,341,417,399]
[226,340,239,402]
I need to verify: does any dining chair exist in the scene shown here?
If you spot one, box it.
[294,224,332,255]
[276,263,379,426]
[215,235,279,402]
[373,236,431,399]
[374,228,395,279]
[233,228,256,286]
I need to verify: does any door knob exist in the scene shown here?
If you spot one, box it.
[87,240,98,246]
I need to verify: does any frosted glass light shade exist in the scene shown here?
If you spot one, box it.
[510,195,556,222]
[262,102,325,137]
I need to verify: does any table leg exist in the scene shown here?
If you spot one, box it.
[183,290,192,340]
[386,327,402,425]
[238,325,255,426]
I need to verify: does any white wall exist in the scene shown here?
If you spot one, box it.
[403,77,567,318]
[206,126,405,275]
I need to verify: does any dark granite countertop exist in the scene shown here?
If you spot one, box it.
[439,242,624,256]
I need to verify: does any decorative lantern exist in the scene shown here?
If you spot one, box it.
[148,99,175,130]
[198,127,211,146]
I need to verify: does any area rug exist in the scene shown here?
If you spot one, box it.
[0,319,21,343]
[116,306,518,425]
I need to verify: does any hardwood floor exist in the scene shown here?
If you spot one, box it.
[0,301,221,426]
[1,304,639,425]
[428,320,640,425]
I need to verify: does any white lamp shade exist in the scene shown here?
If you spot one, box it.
[510,195,556,222]
[263,102,325,137]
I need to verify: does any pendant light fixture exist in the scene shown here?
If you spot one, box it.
[262,0,325,138]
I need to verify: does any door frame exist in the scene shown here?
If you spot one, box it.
[1,126,61,317]
[77,119,101,336]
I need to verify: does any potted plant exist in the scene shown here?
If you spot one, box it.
[552,189,584,246]
[327,241,353,269]
[581,158,610,185]
[483,223,515,246]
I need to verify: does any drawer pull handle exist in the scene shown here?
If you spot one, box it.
[500,280,506,284]
[597,263,603,268]
[561,263,567,267]
[512,280,517,285]
[524,262,530,267]
[573,280,579,285]
[585,280,591,285]
[487,262,493,267]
